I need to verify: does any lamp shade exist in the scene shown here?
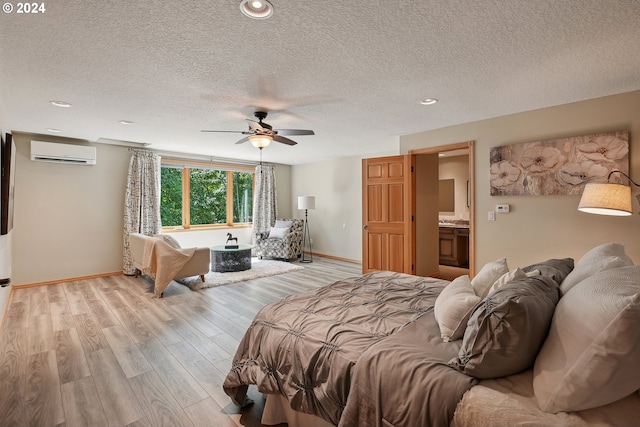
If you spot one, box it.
[298,196,315,210]
[249,134,272,148]
[578,182,632,216]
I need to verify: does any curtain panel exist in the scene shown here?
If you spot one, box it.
[252,164,277,244]
[122,149,162,274]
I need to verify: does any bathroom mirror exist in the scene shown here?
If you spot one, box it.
[439,179,455,212]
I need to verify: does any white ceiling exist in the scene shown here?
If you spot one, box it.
[1,0,639,165]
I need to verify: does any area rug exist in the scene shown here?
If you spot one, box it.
[177,258,304,290]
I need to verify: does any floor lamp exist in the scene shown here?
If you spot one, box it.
[298,196,315,263]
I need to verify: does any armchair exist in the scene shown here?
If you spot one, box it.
[254,218,304,261]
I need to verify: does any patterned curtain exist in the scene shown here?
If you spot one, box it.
[252,164,277,243]
[122,149,162,274]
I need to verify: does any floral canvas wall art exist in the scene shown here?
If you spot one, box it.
[490,131,629,196]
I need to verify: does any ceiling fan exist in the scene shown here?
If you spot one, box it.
[201,111,315,148]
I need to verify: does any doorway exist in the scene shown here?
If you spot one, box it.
[411,141,475,279]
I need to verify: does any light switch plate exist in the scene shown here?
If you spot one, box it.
[488,211,496,221]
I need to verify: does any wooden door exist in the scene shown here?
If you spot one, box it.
[362,155,415,274]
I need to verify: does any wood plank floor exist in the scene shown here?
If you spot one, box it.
[0,257,362,427]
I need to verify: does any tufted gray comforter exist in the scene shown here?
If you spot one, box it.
[223,271,477,427]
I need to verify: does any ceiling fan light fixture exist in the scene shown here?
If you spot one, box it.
[249,134,273,148]
[239,0,273,19]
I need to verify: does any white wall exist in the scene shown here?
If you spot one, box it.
[401,90,640,270]
[291,155,365,262]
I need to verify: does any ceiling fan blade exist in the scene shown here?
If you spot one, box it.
[201,130,245,133]
[247,120,264,132]
[235,136,250,145]
[275,129,315,136]
[273,134,298,146]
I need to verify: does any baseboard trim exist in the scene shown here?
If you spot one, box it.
[308,251,362,265]
[12,271,123,289]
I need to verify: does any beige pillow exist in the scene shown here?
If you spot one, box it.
[471,258,509,298]
[153,233,181,249]
[487,268,540,295]
[533,265,640,413]
[560,243,634,295]
[434,276,481,342]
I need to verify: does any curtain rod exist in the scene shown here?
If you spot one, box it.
[139,148,271,167]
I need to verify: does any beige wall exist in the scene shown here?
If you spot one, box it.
[401,90,640,270]
[291,155,364,262]
[12,133,130,285]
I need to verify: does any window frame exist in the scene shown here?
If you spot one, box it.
[160,159,255,231]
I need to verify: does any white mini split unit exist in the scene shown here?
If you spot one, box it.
[30,140,97,165]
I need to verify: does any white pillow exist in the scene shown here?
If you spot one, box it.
[533,265,640,413]
[268,227,289,239]
[434,275,481,342]
[560,243,634,295]
[274,219,293,229]
[471,258,509,298]
[486,268,540,295]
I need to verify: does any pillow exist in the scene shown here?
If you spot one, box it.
[486,268,540,295]
[434,276,481,342]
[274,219,293,229]
[449,275,560,379]
[153,233,181,249]
[521,258,574,286]
[560,243,634,295]
[470,258,509,298]
[533,265,640,413]
[268,227,290,239]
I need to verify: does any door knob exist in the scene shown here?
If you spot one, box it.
[363,225,368,230]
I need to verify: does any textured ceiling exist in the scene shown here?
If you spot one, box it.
[1,0,639,165]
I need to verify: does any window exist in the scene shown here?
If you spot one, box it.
[160,161,254,229]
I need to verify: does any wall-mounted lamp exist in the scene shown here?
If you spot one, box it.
[248,134,272,149]
[578,170,638,216]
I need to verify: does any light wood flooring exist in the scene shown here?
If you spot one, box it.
[0,257,361,427]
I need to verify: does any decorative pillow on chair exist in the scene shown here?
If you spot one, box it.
[268,227,290,239]
[434,275,481,342]
[449,275,560,379]
[470,258,509,298]
[560,242,634,295]
[274,219,293,229]
[533,265,640,413]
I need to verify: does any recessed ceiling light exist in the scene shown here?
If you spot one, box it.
[47,128,61,133]
[50,100,72,108]
[239,0,273,19]
[119,120,135,125]
[420,98,438,105]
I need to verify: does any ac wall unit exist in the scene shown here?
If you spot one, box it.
[30,140,97,165]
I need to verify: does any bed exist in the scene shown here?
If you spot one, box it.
[223,243,640,426]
